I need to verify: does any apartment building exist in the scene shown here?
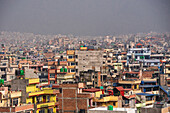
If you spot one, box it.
[127,43,151,65]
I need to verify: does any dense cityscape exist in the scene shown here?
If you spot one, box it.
[0,31,170,113]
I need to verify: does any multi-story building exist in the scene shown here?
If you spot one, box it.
[165,64,170,87]
[11,67,59,113]
[58,83,91,113]
[26,82,59,113]
[127,43,151,65]
[67,49,103,87]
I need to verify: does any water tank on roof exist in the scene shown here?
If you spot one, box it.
[20,70,24,75]
[0,79,4,85]
[64,68,67,72]
[100,86,103,89]
[108,105,113,110]
[60,68,63,72]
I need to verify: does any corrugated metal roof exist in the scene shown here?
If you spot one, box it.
[136,93,157,96]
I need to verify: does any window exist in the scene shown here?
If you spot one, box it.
[48,108,53,113]
[75,55,78,58]
[38,67,41,71]
[37,96,42,103]
[153,87,158,91]
[92,102,95,106]
[47,95,50,102]
[50,81,55,84]
[146,96,152,101]
[134,85,137,89]
[50,66,55,69]
[39,109,45,113]
[114,70,117,73]
[1,68,6,71]
[13,98,18,106]
[68,55,73,59]
[113,102,116,106]
[71,69,75,72]
[71,62,75,65]
[125,100,129,104]
[168,81,170,85]
[10,76,15,80]
[145,88,151,92]
[50,73,55,78]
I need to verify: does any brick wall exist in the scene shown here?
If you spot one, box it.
[63,89,76,98]
[142,71,154,78]
[58,84,90,113]
[0,107,15,112]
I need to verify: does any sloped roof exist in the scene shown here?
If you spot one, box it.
[115,86,124,91]
[83,88,103,92]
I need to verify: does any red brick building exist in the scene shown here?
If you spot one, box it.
[58,84,91,113]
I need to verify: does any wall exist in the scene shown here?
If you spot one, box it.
[58,84,91,113]
[88,110,127,113]
[11,79,28,103]
[140,107,167,113]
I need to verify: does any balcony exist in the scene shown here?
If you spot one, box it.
[28,89,58,97]
[67,58,75,62]
[68,66,76,69]
[128,53,151,57]
[49,69,55,73]
[145,100,155,105]
[67,50,75,55]
[119,80,141,84]
[80,47,87,50]
[28,78,39,85]
[57,74,74,80]
[59,61,67,66]
[37,101,59,109]
[94,96,118,102]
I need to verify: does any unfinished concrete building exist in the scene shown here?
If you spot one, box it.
[75,50,103,87]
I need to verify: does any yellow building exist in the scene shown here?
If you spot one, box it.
[93,91,121,108]
[26,78,59,113]
[118,79,141,91]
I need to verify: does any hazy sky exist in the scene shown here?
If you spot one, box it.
[0,0,170,36]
